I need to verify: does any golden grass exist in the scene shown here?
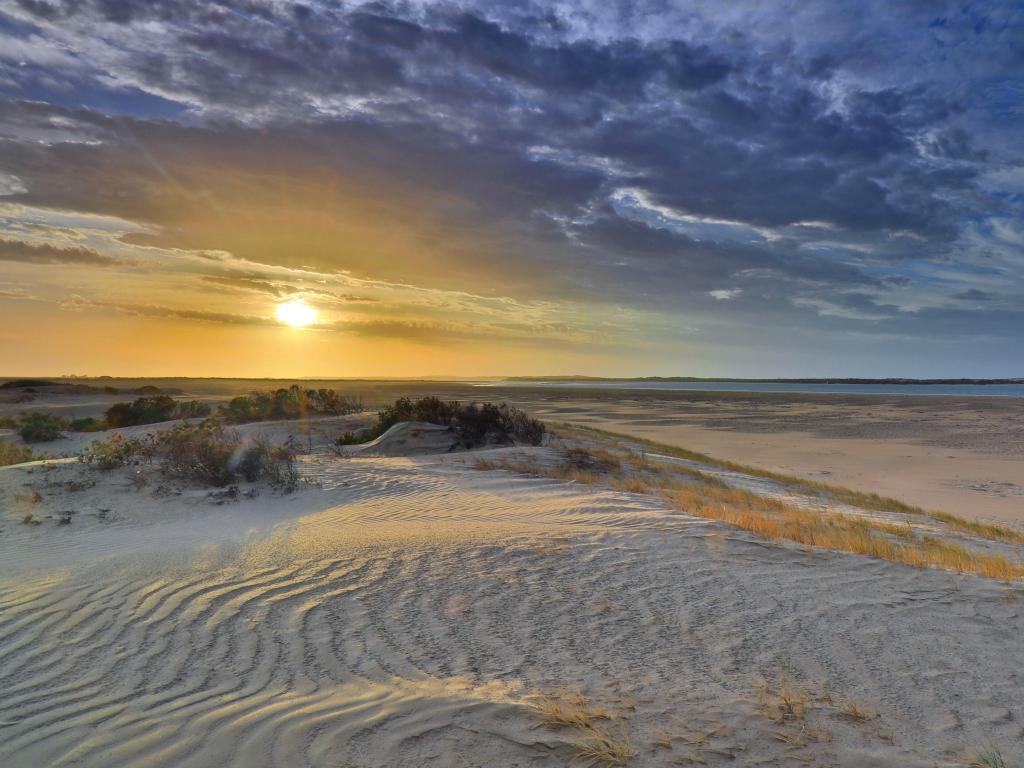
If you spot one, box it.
[531,692,611,731]
[759,679,809,723]
[472,430,1024,580]
[572,728,635,766]
[0,441,35,466]
[609,476,650,494]
[529,691,634,766]
[660,484,1024,580]
[838,699,876,722]
[553,424,1024,545]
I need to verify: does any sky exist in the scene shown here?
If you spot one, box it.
[0,0,1022,378]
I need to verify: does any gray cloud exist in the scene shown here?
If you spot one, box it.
[1,0,1022,368]
[0,237,123,265]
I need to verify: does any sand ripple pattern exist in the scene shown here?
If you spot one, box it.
[1,453,1022,766]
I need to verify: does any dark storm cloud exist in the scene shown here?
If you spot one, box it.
[1,0,1022,355]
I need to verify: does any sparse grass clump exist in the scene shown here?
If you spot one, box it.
[532,692,611,730]
[573,729,635,766]
[839,699,876,722]
[530,691,633,766]
[969,746,1006,768]
[560,447,621,473]
[0,441,37,466]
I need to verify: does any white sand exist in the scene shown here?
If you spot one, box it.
[1,434,1022,768]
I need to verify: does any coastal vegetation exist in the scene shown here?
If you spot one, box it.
[339,396,545,449]
[220,386,362,423]
[475,439,1024,581]
[80,419,299,490]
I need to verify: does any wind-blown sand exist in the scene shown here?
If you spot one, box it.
[1,420,1022,767]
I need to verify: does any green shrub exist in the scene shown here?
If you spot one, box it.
[105,395,176,427]
[104,396,211,427]
[17,412,68,442]
[153,420,239,486]
[175,400,212,419]
[221,386,362,424]
[335,430,371,446]
[362,397,545,448]
[80,433,144,469]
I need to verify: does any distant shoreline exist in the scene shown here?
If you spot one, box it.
[504,376,1024,385]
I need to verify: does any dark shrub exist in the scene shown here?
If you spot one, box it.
[175,400,212,419]
[221,386,362,424]
[362,397,544,448]
[18,413,68,442]
[70,417,107,432]
[237,437,300,490]
[104,396,210,427]
[106,395,177,427]
[335,430,370,446]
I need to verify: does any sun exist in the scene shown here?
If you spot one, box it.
[276,299,317,328]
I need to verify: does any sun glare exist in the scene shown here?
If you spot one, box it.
[276,300,317,328]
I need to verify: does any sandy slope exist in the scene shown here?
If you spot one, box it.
[1,444,1021,768]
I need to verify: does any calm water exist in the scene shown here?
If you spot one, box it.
[486,381,1024,397]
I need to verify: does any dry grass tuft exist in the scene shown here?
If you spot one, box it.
[474,428,1024,580]
[838,699,876,722]
[759,680,809,723]
[969,745,1006,768]
[532,692,611,731]
[572,728,635,766]
[660,484,1024,580]
[609,476,651,494]
[555,423,1024,546]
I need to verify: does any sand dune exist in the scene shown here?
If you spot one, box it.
[1,439,1022,767]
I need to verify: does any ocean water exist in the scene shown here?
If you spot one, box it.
[486,380,1024,397]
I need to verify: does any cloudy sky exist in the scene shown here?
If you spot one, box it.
[1,0,1022,377]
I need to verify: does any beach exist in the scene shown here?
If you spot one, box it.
[1,404,1022,767]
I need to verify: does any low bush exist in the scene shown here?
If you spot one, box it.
[358,396,545,448]
[80,433,144,469]
[336,430,368,446]
[18,412,68,442]
[0,441,36,466]
[155,421,240,486]
[79,419,299,490]
[70,416,108,432]
[221,386,363,424]
[105,396,211,428]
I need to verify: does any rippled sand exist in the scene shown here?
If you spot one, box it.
[1,448,1022,767]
